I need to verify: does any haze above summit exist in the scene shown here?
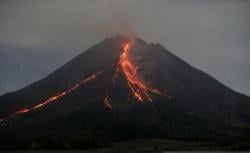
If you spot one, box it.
[0,0,249,95]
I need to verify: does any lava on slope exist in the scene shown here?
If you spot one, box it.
[102,42,165,108]
[11,70,102,117]
[0,40,167,122]
[0,68,109,122]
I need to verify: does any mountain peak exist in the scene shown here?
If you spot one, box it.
[0,37,250,143]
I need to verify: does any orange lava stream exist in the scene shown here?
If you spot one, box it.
[1,69,107,121]
[102,42,163,108]
[0,42,167,122]
[119,43,162,102]
[103,96,112,109]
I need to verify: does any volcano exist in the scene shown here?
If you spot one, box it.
[0,36,250,149]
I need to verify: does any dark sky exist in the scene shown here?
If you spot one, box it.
[0,0,249,96]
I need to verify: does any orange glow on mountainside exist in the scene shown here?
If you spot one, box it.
[119,43,162,102]
[1,40,168,122]
[3,69,107,120]
[103,42,164,108]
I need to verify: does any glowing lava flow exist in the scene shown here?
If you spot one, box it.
[4,68,108,120]
[0,41,167,122]
[103,42,164,108]
[120,43,162,102]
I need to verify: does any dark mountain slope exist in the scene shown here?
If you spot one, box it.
[0,36,250,145]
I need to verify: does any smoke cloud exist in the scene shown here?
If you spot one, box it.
[0,0,249,95]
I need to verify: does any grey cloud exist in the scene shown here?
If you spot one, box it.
[0,0,249,95]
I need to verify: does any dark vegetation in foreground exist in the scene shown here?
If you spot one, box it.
[1,134,250,151]
[0,133,107,150]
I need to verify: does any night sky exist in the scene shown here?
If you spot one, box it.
[0,0,249,96]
